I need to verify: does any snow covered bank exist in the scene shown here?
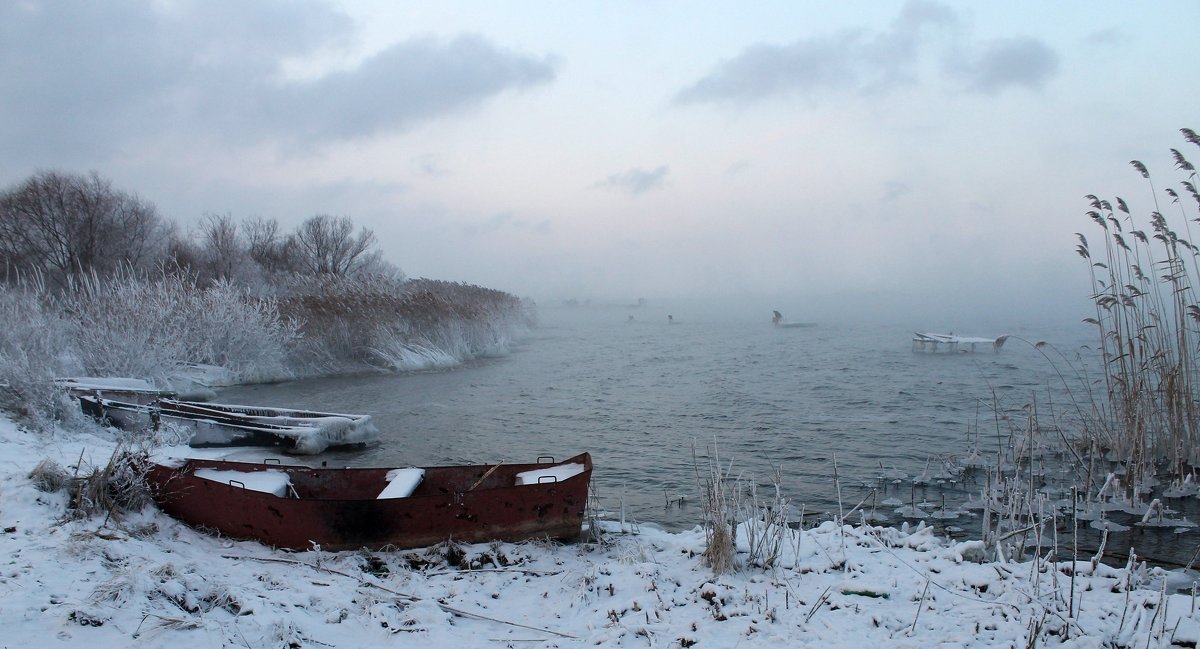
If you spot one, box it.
[0,276,535,431]
[2,416,1197,647]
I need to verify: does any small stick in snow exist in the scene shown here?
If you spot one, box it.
[805,586,831,623]
[910,579,930,635]
[221,553,577,639]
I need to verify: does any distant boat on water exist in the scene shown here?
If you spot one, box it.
[772,311,815,328]
[912,332,1008,353]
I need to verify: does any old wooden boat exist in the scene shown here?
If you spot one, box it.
[56,377,177,404]
[145,453,593,551]
[79,395,378,454]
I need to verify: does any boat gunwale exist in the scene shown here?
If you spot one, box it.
[154,452,593,503]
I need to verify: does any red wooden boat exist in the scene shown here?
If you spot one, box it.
[146,453,592,551]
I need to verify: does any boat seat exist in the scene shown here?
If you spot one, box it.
[378,468,425,499]
[195,468,291,497]
[515,463,585,486]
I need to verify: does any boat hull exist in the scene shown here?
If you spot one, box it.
[79,395,377,453]
[146,453,592,551]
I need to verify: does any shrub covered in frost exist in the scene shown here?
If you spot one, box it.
[0,270,533,425]
[57,272,297,385]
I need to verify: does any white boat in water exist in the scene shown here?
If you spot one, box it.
[912,332,1008,353]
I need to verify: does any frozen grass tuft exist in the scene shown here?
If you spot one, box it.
[28,458,71,494]
[28,458,71,493]
[695,440,738,575]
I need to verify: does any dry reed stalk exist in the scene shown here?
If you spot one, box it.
[693,440,737,575]
[1076,133,1200,497]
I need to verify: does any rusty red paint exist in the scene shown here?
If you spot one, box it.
[146,453,592,551]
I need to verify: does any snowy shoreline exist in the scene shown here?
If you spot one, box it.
[2,415,1198,647]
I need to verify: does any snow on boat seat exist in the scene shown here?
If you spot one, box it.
[194,468,291,497]
[515,463,585,486]
[378,468,425,499]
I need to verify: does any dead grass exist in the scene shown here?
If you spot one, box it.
[28,458,71,493]
[1076,128,1200,494]
[67,443,153,522]
[694,440,738,575]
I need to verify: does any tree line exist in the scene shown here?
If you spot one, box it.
[0,170,535,427]
[0,170,397,289]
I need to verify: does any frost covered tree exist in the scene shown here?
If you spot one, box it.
[191,212,270,286]
[244,216,297,275]
[164,213,273,287]
[197,212,242,281]
[289,214,381,276]
[0,171,168,286]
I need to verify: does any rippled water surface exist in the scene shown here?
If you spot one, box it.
[217,307,1103,533]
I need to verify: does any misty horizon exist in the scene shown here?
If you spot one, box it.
[1,1,1196,327]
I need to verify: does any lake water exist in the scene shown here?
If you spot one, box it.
[214,305,1196,566]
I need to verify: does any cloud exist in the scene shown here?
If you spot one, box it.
[674,0,956,105]
[882,180,911,201]
[674,38,858,105]
[1082,27,1130,48]
[267,35,556,142]
[726,161,752,175]
[674,0,1058,106]
[412,154,449,177]
[460,212,551,238]
[949,37,1059,94]
[597,165,669,196]
[0,1,554,169]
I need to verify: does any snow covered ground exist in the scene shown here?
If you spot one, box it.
[2,414,1197,648]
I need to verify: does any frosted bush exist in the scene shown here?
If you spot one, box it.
[58,273,296,385]
[0,268,531,425]
[0,283,81,426]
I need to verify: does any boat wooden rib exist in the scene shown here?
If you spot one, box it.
[145,453,593,551]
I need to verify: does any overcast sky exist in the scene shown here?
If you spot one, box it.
[1,1,1197,326]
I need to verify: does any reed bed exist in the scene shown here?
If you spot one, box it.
[1076,128,1200,496]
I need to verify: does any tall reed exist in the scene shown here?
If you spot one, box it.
[1075,128,1200,493]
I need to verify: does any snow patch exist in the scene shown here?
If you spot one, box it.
[378,468,425,499]
[515,463,585,485]
[194,468,291,497]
